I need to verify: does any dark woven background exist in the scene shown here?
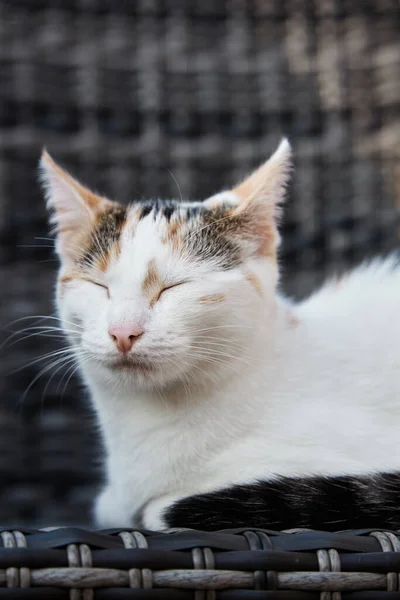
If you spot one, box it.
[0,0,399,527]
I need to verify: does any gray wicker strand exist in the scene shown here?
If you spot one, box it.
[317,549,331,600]
[317,548,342,600]
[67,542,94,600]
[0,531,31,589]
[0,531,25,589]
[370,531,398,592]
[14,531,30,589]
[257,530,277,591]
[67,543,83,600]
[242,530,278,591]
[1,533,17,588]
[328,549,342,600]
[386,532,400,591]
[79,544,93,600]
[192,546,216,600]
[119,530,153,589]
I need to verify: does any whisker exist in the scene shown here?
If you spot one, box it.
[58,355,89,402]
[9,348,76,375]
[17,353,76,408]
[2,327,80,349]
[165,352,220,389]
[3,315,84,331]
[41,354,79,405]
[189,347,249,363]
[184,212,236,243]
[190,338,243,350]
[163,355,193,404]
[186,324,252,334]
[16,244,54,248]
[166,168,184,203]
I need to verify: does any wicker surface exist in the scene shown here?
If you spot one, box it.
[0,1,400,525]
[0,528,399,597]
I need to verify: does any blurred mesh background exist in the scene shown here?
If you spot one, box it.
[0,0,399,526]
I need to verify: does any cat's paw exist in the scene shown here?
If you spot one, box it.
[95,485,134,528]
[142,493,185,531]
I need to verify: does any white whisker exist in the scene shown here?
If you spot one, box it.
[166,169,183,203]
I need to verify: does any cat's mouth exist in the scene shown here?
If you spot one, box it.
[109,355,155,372]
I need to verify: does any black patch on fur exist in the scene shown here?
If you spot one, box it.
[162,204,175,221]
[80,206,126,266]
[164,472,400,531]
[136,199,242,269]
[188,228,241,269]
[139,203,153,219]
[184,205,243,270]
[138,200,184,222]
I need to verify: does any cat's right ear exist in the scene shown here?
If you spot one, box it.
[39,151,107,262]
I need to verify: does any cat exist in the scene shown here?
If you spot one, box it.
[39,139,400,532]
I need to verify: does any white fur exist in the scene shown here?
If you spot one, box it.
[63,248,400,530]
[43,142,400,530]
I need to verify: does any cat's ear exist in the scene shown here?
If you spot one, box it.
[39,151,108,261]
[204,139,292,256]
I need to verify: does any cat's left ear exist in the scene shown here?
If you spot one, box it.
[39,151,110,261]
[204,139,292,255]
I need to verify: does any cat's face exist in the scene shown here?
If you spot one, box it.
[40,140,291,390]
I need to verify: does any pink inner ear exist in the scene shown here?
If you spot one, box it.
[231,139,292,214]
[40,151,112,236]
[40,151,116,262]
[41,151,105,213]
[203,192,240,210]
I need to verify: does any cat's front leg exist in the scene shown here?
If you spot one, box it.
[142,492,192,531]
[95,484,138,528]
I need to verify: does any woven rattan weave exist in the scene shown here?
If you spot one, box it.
[0,527,400,598]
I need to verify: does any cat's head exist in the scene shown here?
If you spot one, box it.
[40,140,291,391]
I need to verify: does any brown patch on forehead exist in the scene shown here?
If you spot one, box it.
[164,219,186,254]
[80,204,127,272]
[245,271,263,297]
[142,258,163,306]
[199,293,225,304]
[168,220,182,239]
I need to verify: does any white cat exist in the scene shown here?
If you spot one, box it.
[40,140,400,531]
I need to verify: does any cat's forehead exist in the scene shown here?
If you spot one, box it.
[129,199,243,270]
[78,196,244,282]
[118,202,196,275]
[122,199,241,267]
[119,200,229,273]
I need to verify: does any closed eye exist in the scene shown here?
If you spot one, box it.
[86,279,110,298]
[156,281,187,304]
[159,282,185,297]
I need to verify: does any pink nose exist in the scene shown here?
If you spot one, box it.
[108,324,144,353]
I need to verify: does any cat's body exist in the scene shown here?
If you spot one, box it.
[39,141,400,531]
[93,257,400,530]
